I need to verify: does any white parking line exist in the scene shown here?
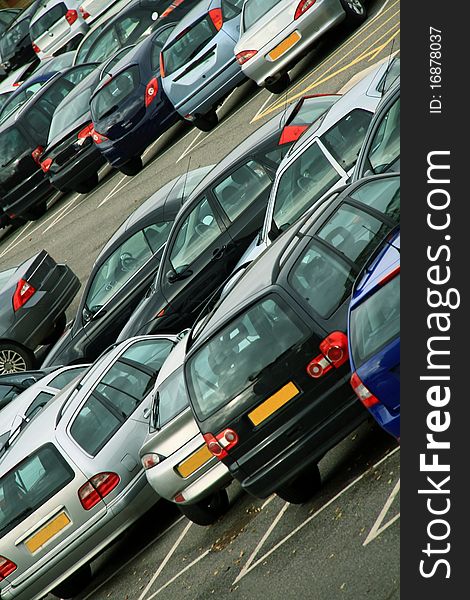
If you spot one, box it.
[250,92,275,124]
[98,174,129,208]
[363,478,400,546]
[146,548,211,599]
[42,194,81,234]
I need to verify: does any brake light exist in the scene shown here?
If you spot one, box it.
[13,279,36,311]
[278,124,308,145]
[79,6,90,19]
[141,453,161,469]
[40,157,53,173]
[350,372,380,408]
[379,265,400,287]
[294,0,317,20]
[203,429,238,460]
[174,493,185,503]
[235,50,258,65]
[78,472,120,510]
[31,145,44,165]
[92,130,108,144]
[145,77,159,107]
[77,122,94,140]
[65,9,78,25]
[159,52,166,78]
[0,556,16,581]
[209,7,223,31]
[306,331,349,378]
[32,43,40,53]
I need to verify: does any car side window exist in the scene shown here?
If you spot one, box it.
[367,97,400,174]
[150,26,176,70]
[86,28,121,63]
[213,160,271,222]
[349,177,400,224]
[143,221,173,253]
[320,109,372,171]
[48,366,87,390]
[169,197,223,272]
[222,0,244,20]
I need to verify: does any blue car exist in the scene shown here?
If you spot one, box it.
[89,22,180,176]
[348,227,400,439]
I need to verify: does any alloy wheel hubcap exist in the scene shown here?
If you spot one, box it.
[346,0,365,14]
[0,349,27,374]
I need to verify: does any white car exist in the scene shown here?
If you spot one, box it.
[78,0,121,24]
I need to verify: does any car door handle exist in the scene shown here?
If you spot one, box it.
[142,407,151,419]
[212,246,226,261]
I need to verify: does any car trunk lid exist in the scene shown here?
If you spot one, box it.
[239,0,296,56]
[31,3,71,55]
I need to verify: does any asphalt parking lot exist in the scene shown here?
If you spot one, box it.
[1,1,400,598]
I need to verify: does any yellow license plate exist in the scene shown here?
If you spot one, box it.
[268,31,301,61]
[177,444,213,478]
[25,512,70,554]
[248,382,300,426]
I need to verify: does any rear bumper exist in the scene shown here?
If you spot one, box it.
[1,171,55,221]
[369,403,400,439]
[49,144,106,192]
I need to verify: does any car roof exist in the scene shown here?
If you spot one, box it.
[163,0,214,47]
[155,333,188,386]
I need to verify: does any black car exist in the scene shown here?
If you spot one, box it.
[41,165,212,368]
[116,94,339,340]
[0,250,80,375]
[0,0,42,74]
[183,174,400,503]
[0,62,98,228]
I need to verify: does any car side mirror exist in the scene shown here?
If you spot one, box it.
[268,224,281,242]
[166,269,178,284]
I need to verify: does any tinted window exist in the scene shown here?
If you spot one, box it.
[169,198,222,272]
[85,27,122,63]
[243,0,279,30]
[24,391,55,420]
[151,366,189,430]
[320,109,372,171]
[0,82,43,121]
[350,273,400,366]
[150,26,176,70]
[222,0,244,20]
[48,366,87,390]
[48,86,93,142]
[162,16,216,76]
[30,3,67,40]
[187,297,305,419]
[349,177,400,224]
[0,18,29,56]
[292,96,339,127]
[367,97,400,174]
[91,66,140,120]
[76,22,107,64]
[214,160,271,221]
[0,444,74,537]
[0,128,29,167]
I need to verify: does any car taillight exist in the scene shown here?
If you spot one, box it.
[79,6,90,19]
[92,130,108,144]
[306,331,349,378]
[209,7,223,30]
[145,77,159,107]
[78,122,94,140]
[159,52,166,78]
[78,472,120,510]
[31,145,44,165]
[294,0,317,20]
[65,9,78,25]
[350,372,380,408]
[141,453,161,469]
[0,556,16,581]
[203,429,238,460]
[278,124,308,145]
[13,279,36,311]
[32,43,40,53]
[236,49,258,65]
[40,157,53,173]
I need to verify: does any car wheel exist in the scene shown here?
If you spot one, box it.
[74,172,99,194]
[265,72,290,94]
[178,489,229,526]
[119,157,143,176]
[51,563,92,599]
[276,463,321,504]
[41,312,67,345]
[193,110,218,132]
[23,200,47,221]
[340,0,367,23]
[0,342,35,375]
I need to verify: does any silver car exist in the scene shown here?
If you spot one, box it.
[78,0,121,24]
[29,0,89,61]
[234,0,367,93]
[0,334,176,600]
[160,0,246,131]
[140,333,232,526]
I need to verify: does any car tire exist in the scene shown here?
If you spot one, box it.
[276,463,321,504]
[178,489,229,526]
[119,157,143,176]
[51,563,92,599]
[41,312,67,345]
[265,72,290,94]
[23,200,47,221]
[340,0,367,23]
[193,111,218,132]
[74,172,99,194]
[0,342,35,375]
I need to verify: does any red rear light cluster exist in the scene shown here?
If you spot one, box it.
[65,9,78,25]
[294,0,317,20]
[350,372,380,408]
[78,472,120,510]
[77,122,94,140]
[306,331,349,379]
[236,50,258,65]
[13,279,36,311]
[0,556,17,581]
[79,6,90,19]
[145,77,159,107]
[209,7,223,31]
[92,130,108,144]
[32,43,40,53]
[279,124,308,145]
[40,157,53,173]
[31,145,44,165]
[203,428,239,460]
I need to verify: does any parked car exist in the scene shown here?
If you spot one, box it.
[0,8,21,38]
[352,80,400,181]
[0,334,176,600]
[115,93,335,340]
[0,62,98,228]
[0,367,62,410]
[141,333,232,525]
[0,1,42,74]
[42,165,212,369]
[90,21,179,176]
[235,0,366,93]
[348,228,400,440]
[78,0,127,24]
[183,174,400,503]
[160,0,246,131]
[29,0,89,62]
[0,250,80,375]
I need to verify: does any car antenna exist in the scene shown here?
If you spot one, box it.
[180,155,192,204]
[380,39,397,96]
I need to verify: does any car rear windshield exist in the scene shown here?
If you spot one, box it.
[187,296,306,420]
[0,18,29,56]
[30,3,67,41]
[48,86,94,142]
[162,15,218,77]
[0,127,29,168]
[91,65,140,121]
[0,444,74,537]
[350,273,400,367]
[292,96,339,127]
[151,366,189,430]
[243,0,279,30]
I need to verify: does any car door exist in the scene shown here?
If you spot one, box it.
[160,195,233,327]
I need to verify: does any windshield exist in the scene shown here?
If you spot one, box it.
[48,86,93,142]
[0,127,29,168]
[150,366,189,430]
[243,0,280,30]
[91,65,140,121]
[30,3,66,41]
